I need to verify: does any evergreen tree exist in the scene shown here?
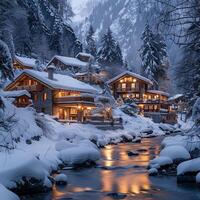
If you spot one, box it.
[115,42,123,65]
[85,25,97,57]
[140,23,167,87]
[0,40,14,85]
[97,28,123,66]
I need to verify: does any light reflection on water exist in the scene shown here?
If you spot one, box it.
[22,137,200,200]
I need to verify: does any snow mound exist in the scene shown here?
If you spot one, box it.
[160,145,190,161]
[55,174,68,185]
[150,156,173,167]
[0,157,51,189]
[0,184,20,200]
[55,140,77,151]
[196,172,200,183]
[148,168,158,175]
[177,158,200,175]
[58,140,100,165]
[161,135,188,149]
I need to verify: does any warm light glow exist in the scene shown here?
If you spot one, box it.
[133,78,137,82]
[77,105,82,109]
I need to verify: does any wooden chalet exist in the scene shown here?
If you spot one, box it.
[5,67,98,122]
[13,55,36,70]
[107,71,176,124]
[46,53,93,74]
[2,90,32,107]
[75,72,104,85]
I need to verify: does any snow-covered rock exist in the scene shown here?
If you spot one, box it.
[54,174,68,185]
[0,157,51,193]
[150,156,173,167]
[196,172,200,183]
[0,184,20,200]
[177,158,200,176]
[55,140,77,152]
[58,141,100,166]
[160,145,190,162]
[148,168,158,176]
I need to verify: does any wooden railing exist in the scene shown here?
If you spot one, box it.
[16,85,42,91]
[54,96,95,104]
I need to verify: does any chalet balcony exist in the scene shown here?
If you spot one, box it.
[16,85,42,91]
[135,99,169,104]
[116,88,140,93]
[54,96,95,105]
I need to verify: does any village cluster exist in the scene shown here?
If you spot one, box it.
[3,52,184,127]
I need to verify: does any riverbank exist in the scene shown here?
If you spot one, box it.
[0,99,186,199]
[21,137,200,200]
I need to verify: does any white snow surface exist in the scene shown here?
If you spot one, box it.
[17,69,98,94]
[2,90,31,98]
[196,172,200,183]
[48,55,88,68]
[107,71,153,85]
[15,55,36,68]
[0,184,20,200]
[54,174,68,183]
[150,156,173,167]
[177,158,200,175]
[160,145,190,161]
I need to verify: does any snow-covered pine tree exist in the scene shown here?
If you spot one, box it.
[140,23,168,88]
[85,25,97,58]
[115,42,124,66]
[97,28,123,67]
[0,40,14,86]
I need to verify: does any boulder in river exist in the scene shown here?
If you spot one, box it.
[55,174,68,185]
[107,192,127,199]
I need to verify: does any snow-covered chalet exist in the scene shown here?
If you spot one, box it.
[5,66,98,122]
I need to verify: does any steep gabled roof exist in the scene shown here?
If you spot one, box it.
[6,70,98,94]
[147,90,170,97]
[15,55,36,68]
[107,71,153,85]
[47,55,88,68]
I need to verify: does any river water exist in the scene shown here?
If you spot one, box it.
[22,137,200,200]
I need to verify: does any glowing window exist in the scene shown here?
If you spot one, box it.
[121,83,126,89]
[131,83,136,89]
[70,108,77,114]
[43,93,47,101]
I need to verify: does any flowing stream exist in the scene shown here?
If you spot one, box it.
[22,137,200,200]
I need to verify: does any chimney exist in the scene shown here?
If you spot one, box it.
[47,64,55,80]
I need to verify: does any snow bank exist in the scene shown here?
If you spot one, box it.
[0,157,51,189]
[160,145,190,161]
[58,140,100,166]
[177,158,200,175]
[0,184,20,200]
[196,172,200,183]
[150,156,173,167]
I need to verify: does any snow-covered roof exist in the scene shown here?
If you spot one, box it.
[15,55,36,68]
[168,94,184,101]
[76,52,94,58]
[2,90,31,98]
[147,90,170,97]
[107,71,153,85]
[47,55,88,68]
[17,70,98,94]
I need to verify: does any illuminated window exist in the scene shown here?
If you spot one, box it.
[154,105,158,110]
[131,83,136,89]
[70,108,77,114]
[28,79,32,86]
[43,93,47,101]
[121,83,126,89]
[34,94,38,101]
[136,93,140,98]
[148,95,151,99]
[128,77,132,82]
